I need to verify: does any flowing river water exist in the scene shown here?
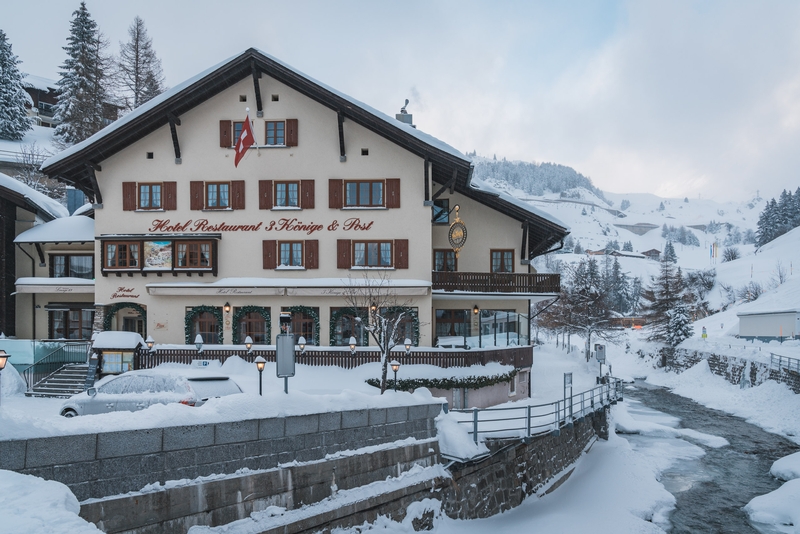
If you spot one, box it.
[624,381,799,533]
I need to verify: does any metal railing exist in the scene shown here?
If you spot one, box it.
[771,353,800,374]
[451,378,624,443]
[19,342,91,390]
[432,271,560,294]
[135,345,533,370]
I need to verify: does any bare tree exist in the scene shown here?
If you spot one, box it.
[722,247,740,262]
[14,142,65,201]
[340,272,418,394]
[117,16,165,112]
[772,260,788,286]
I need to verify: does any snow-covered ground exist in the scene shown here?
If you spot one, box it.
[4,331,800,533]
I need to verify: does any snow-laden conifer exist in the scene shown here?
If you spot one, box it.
[53,2,110,145]
[0,30,32,140]
[666,302,693,347]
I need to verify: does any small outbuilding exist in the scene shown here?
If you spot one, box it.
[737,309,800,342]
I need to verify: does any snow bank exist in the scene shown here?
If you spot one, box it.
[435,412,489,460]
[744,478,800,531]
[1,362,27,397]
[771,451,800,481]
[613,399,729,448]
[0,470,101,533]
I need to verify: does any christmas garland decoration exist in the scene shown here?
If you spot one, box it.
[329,307,368,346]
[184,305,223,344]
[231,306,272,345]
[366,369,517,392]
[283,305,320,346]
[102,302,147,334]
[381,306,420,346]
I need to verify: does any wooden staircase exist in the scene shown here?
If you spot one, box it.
[25,364,89,399]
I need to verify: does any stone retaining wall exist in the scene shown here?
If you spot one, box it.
[0,403,444,502]
[666,349,800,394]
[440,408,609,519]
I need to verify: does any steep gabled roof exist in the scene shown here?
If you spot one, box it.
[0,172,68,221]
[42,48,567,258]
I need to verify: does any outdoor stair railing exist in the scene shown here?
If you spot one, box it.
[770,353,800,374]
[19,342,92,390]
[450,378,624,444]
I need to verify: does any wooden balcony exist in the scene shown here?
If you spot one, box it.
[135,345,533,370]
[431,271,560,294]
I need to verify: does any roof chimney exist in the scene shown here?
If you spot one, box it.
[395,99,415,128]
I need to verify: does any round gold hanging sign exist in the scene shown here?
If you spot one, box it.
[448,205,467,258]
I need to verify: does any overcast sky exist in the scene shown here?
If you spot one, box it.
[5,1,800,202]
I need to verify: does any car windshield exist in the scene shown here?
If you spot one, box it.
[188,378,242,400]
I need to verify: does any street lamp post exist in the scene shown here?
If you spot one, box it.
[0,350,9,408]
[254,356,266,396]
[194,334,204,354]
[349,336,357,355]
[145,335,155,352]
[390,359,400,392]
[245,336,253,354]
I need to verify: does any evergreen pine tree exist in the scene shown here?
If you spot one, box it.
[666,302,693,347]
[641,257,681,342]
[622,240,633,252]
[663,241,677,263]
[117,16,165,111]
[54,2,110,145]
[0,30,32,140]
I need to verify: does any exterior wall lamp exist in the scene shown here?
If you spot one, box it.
[473,305,480,315]
[370,303,377,314]
[244,335,253,353]
[194,334,204,354]
[223,302,231,314]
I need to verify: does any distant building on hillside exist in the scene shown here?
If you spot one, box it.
[737,309,800,342]
[642,249,661,261]
[613,222,659,236]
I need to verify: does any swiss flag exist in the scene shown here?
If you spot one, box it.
[234,116,254,167]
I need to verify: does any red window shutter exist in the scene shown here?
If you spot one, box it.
[300,180,315,209]
[305,240,319,269]
[259,180,273,210]
[286,119,298,147]
[386,179,401,208]
[190,181,205,210]
[163,182,177,210]
[122,182,137,211]
[231,180,245,210]
[329,179,343,209]
[219,120,232,147]
[263,240,277,269]
[395,239,409,269]
[337,239,351,269]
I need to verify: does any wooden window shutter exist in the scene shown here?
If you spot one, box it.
[329,179,343,209]
[262,240,277,269]
[337,239,351,269]
[305,240,319,269]
[190,181,205,210]
[300,180,315,209]
[231,180,245,210]
[286,119,298,147]
[386,179,401,208]
[122,182,137,211]
[219,120,232,147]
[163,182,177,210]
[395,239,409,269]
[259,180,273,210]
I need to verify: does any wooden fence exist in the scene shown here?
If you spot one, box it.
[135,345,533,370]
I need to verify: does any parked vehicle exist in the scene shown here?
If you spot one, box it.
[59,370,243,417]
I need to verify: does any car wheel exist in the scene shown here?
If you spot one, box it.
[61,409,78,418]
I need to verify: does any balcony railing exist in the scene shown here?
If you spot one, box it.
[134,344,533,370]
[431,271,560,294]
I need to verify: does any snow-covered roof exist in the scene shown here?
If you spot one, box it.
[23,75,57,93]
[43,49,466,169]
[469,175,569,231]
[14,215,93,243]
[15,277,94,286]
[72,203,93,216]
[92,331,145,350]
[0,125,58,164]
[0,172,68,220]
[737,309,800,317]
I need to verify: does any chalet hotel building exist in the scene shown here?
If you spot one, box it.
[35,49,568,349]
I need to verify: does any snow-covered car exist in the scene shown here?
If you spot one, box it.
[59,370,243,417]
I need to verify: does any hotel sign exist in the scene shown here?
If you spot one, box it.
[448,206,467,258]
[148,217,375,236]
